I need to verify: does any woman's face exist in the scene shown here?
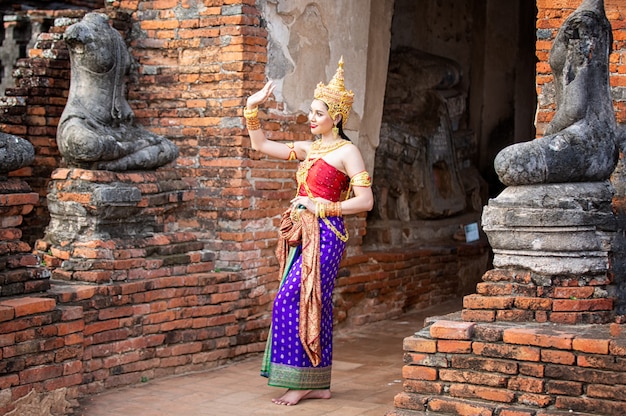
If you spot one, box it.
[308,99,335,136]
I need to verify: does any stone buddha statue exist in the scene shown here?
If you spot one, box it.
[57,12,178,171]
[0,132,35,177]
[494,0,617,185]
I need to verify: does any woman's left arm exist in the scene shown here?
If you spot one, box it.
[341,144,374,215]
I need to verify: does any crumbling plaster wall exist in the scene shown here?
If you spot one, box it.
[257,0,394,173]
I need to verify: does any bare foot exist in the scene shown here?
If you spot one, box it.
[271,389,332,406]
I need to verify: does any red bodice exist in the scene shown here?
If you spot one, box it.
[298,158,349,202]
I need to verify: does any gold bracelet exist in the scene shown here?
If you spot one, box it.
[244,107,258,119]
[334,202,343,217]
[315,201,327,218]
[246,117,261,131]
[244,106,261,131]
[326,202,341,217]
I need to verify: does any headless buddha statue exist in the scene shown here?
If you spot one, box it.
[57,13,178,171]
[494,0,617,185]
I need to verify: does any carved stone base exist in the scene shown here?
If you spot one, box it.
[470,181,618,324]
[35,169,211,284]
[482,182,616,275]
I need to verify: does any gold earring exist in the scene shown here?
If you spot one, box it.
[332,125,339,139]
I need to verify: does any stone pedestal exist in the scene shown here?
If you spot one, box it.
[0,178,49,295]
[464,182,617,324]
[35,168,210,283]
[482,182,616,277]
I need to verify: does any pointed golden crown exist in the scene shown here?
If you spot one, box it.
[313,56,354,125]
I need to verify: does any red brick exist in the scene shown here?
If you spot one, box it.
[0,306,14,322]
[19,363,63,383]
[480,269,532,284]
[427,396,496,415]
[473,342,540,362]
[508,376,544,393]
[552,287,594,299]
[57,306,83,321]
[464,294,515,310]
[576,354,622,370]
[438,340,472,353]
[403,379,444,394]
[451,355,518,375]
[42,372,82,391]
[439,369,508,387]
[548,312,579,324]
[519,362,545,378]
[0,297,56,317]
[402,365,438,381]
[546,379,583,396]
[503,327,573,350]
[476,282,537,296]
[552,298,613,312]
[461,309,495,322]
[496,310,535,322]
[50,285,97,302]
[57,320,85,336]
[541,349,575,365]
[609,338,626,356]
[0,374,19,389]
[517,393,552,407]
[513,297,552,310]
[499,409,535,416]
[586,383,626,401]
[403,336,437,353]
[449,383,515,403]
[555,396,626,415]
[393,391,428,411]
[84,320,119,336]
[430,320,475,340]
[572,336,610,354]
[403,352,448,367]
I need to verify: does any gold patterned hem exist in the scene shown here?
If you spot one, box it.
[266,362,331,390]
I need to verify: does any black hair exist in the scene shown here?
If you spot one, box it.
[336,118,351,141]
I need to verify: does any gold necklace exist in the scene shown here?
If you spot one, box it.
[296,140,347,186]
[309,139,349,155]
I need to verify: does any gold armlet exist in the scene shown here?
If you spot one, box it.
[350,171,372,187]
[286,142,297,161]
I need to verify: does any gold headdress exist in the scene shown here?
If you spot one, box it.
[313,56,354,125]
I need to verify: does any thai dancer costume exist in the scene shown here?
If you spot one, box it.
[260,59,372,390]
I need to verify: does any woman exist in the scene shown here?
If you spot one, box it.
[244,58,374,406]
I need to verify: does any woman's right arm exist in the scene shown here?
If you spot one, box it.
[246,81,306,160]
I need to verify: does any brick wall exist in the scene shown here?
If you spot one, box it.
[2,0,624,414]
[536,0,626,133]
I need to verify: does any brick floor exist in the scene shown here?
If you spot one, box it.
[75,299,462,416]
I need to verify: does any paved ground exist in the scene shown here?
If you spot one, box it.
[76,299,462,416]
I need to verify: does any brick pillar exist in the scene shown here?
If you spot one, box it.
[0,177,49,296]
[34,168,214,283]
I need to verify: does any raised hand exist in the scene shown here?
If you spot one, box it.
[247,80,275,109]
